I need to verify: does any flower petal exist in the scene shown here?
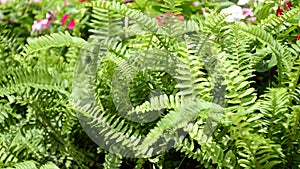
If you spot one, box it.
[297,34,300,41]
[61,14,69,26]
[67,19,75,30]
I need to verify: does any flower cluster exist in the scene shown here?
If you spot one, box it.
[31,0,87,33]
[60,14,75,30]
[276,0,292,17]
[32,10,56,33]
[220,5,256,23]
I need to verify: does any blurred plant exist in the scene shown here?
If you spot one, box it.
[0,0,299,169]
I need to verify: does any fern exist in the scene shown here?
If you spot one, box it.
[22,32,86,56]
[0,67,70,97]
[258,7,300,33]
[238,23,287,86]
[4,160,60,169]
[283,106,300,168]
[103,153,122,169]
[88,6,124,41]
[2,0,299,168]
[255,88,289,141]
[228,108,285,169]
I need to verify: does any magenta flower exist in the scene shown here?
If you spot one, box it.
[156,17,165,24]
[193,1,200,7]
[67,19,75,30]
[242,8,254,17]
[247,17,256,22]
[162,12,170,20]
[61,14,69,26]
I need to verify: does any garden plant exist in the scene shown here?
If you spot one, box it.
[0,0,300,168]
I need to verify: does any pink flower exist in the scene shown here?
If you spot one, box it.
[0,0,7,3]
[193,1,200,7]
[8,17,13,23]
[162,12,170,20]
[174,13,184,21]
[247,17,256,22]
[32,19,51,32]
[67,19,75,30]
[33,0,41,2]
[242,8,254,17]
[64,0,69,6]
[78,0,87,2]
[156,17,165,24]
[46,10,56,21]
[61,14,69,26]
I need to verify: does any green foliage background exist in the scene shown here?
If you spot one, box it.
[0,0,299,168]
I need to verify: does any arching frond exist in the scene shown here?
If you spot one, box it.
[22,32,86,56]
[0,67,70,97]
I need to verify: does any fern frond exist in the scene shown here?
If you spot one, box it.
[89,7,124,41]
[175,34,211,100]
[238,23,286,86]
[103,153,122,169]
[73,100,143,158]
[159,0,183,14]
[283,106,300,168]
[0,67,70,97]
[256,88,289,141]
[126,94,181,122]
[286,42,300,100]
[22,32,86,56]
[192,13,227,35]
[175,136,238,168]
[258,7,300,33]
[136,97,223,156]
[13,161,38,169]
[229,110,285,169]
[82,1,162,35]
[0,146,19,167]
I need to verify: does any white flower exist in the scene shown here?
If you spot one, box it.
[220,5,245,22]
[258,0,265,3]
[237,0,250,5]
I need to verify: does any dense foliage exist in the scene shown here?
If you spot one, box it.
[0,0,300,168]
